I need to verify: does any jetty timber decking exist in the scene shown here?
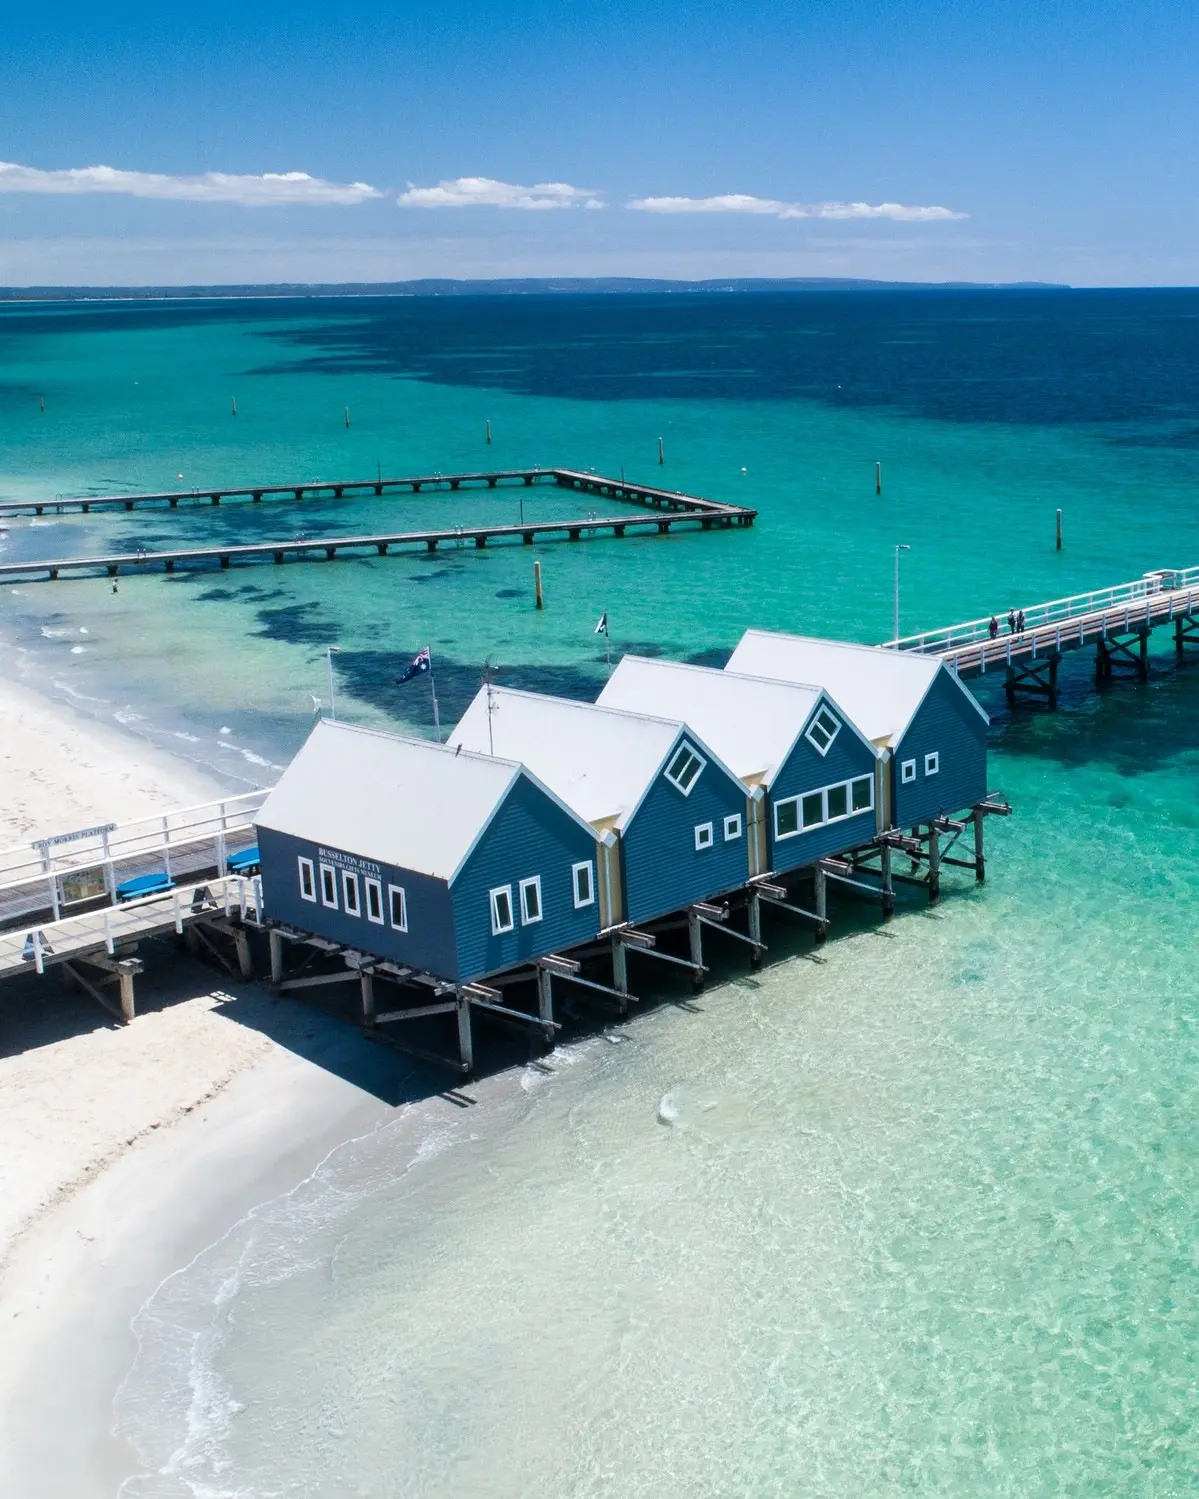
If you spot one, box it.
[887,567,1199,707]
[0,466,752,520]
[0,468,756,582]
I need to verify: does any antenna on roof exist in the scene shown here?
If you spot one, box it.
[483,660,497,755]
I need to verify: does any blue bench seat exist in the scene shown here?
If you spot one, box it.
[116,871,176,901]
[226,845,260,874]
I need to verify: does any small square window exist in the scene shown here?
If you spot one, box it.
[775,798,799,838]
[365,877,384,925]
[695,821,714,850]
[319,864,338,908]
[388,884,408,932]
[851,776,874,812]
[805,706,842,756]
[572,861,595,908]
[341,870,360,917]
[924,752,940,777]
[520,876,543,925]
[490,884,514,935]
[665,741,707,795]
[801,792,825,828]
[723,813,743,841]
[298,856,316,902]
[901,759,917,784]
[826,783,849,820]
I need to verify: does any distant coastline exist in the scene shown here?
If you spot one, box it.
[0,275,1071,302]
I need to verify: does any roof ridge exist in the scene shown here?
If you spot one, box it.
[317,717,522,772]
[473,683,686,732]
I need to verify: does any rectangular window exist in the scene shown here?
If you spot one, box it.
[851,776,874,812]
[723,813,743,841]
[695,821,714,850]
[802,792,825,829]
[901,759,917,784]
[774,797,799,839]
[805,706,842,756]
[490,884,514,935]
[341,870,360,917]
[665,741,706,796]
[298,856,316,902]
[826,783,849,821]
[319,864,338,909]
[925,752,940,776]
[388,884,408,932]
[572,861,595,908]
[365,877,384,925]
[520,876,543,925]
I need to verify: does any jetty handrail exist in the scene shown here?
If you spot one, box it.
[884,566,1199,654]
[0,788,270,900]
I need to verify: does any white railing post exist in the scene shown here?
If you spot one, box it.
[173,887,183,935]
[47,873,61,922]
[162,815,172,879]
[104,909,114,955]
[33,928,44,975]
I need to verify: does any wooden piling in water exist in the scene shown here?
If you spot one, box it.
[486,420,492,445]
[232,396,237,417]
[876,461,882,496]
[344,407,350,428]
[1056,508,1063,550]
[658,437,664,466]
[534,560,544,610]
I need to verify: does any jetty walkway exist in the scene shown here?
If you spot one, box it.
[0,468,756,582]
[890,567,1199,705]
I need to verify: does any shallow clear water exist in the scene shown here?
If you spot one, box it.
[2,293,1197,1495]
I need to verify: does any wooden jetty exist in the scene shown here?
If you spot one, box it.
[0,466,751,520]
[888,567,1199,706]
[0,468,756,582]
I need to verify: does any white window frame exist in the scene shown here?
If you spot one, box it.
[723,813,743,841]
[694,821,714,851]
[901,758,917,784]
[490,884,515,935]
[388,883,408,932]
[298,856,316,903]
[774,795,801,840]
[319,863,338,909]
[850,775,875,814]
[572,860,595,908]
[365,876,385,925]
[341,869,360,917]
[664,740,707,796]
[519,875,543,926]
[924,751,940,777]
[805,706,842,756]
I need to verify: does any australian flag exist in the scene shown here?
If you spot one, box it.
[396,647,431,685]
[594,612,609,637]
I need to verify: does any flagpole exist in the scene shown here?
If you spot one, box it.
[428,647,442,742]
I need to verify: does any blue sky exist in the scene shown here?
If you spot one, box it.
[1,0,1195,286]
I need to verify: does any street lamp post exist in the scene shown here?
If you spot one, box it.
[326,645,341,720]
[893,544,911,642]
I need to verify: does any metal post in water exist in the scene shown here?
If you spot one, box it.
[534,560,544,610]
[486,420,492,445]
[876,461,882,495]
[658,436,664,466]
[344,406,350,428]
[893,543,911,641]
[231,395,237,417]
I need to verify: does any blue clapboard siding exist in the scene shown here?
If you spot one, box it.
[766,698,879,872]
[893,670,988,827]
[621,734,750,924]
[451,772,601,981]
[257,825,460,979]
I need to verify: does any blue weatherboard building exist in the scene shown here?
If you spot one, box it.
[255,720,603,984]
[725,632,990,830]
[448,686,751,926]
[596,657,881,876]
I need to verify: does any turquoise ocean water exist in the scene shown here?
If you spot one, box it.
[2,292,1197,1495]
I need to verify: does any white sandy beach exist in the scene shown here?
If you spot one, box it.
[0,674,412,1495]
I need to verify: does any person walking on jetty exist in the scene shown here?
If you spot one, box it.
[1017,609,1026,634]
[989,616,999,639]
[1007,609,1016,634]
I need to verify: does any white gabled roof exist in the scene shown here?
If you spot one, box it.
[725,631,976,744]
[257,719,528,881]
[448,687,688,829]
[596,656,826,786]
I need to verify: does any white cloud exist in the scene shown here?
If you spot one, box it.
[397,176,602,210]
[627,194,966,222]
[0,162,381,206]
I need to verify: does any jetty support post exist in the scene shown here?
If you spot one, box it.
[927,823,941,904]
[360,969,376,1026]
[611,937,628,1000]
[813,864,829,942]
[973,807,986,883]
[537,965,555,1038]
[880,844,895,919]
[455,993,474,1075]
[269,928,285,985]
[687,909,704,991]
[747,889,763,967]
